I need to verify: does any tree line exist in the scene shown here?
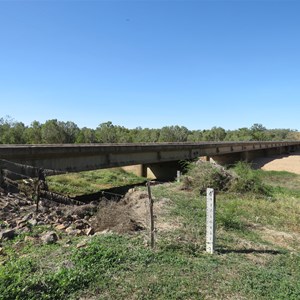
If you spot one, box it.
[0,116,299,144]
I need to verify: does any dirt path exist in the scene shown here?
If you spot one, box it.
[252,152,300,174]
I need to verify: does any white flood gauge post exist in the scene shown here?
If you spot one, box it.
[176,170,181,183]
[206,188,216,254]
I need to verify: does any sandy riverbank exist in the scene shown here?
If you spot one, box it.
[252,152,300,174]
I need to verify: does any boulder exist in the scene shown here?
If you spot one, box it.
[41,231,58,244]
[85,227,95,236]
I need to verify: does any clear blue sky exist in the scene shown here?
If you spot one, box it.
[1,0,299,130]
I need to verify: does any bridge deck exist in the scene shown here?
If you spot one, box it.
[0,141,299,173]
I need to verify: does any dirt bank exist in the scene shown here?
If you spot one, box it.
[252,152,300,174]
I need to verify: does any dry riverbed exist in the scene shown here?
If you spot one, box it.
[252,151,300,174]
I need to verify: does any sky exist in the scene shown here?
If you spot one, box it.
[0,0,300,131]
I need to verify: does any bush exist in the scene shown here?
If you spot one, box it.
[181,160,234,194]
[181,160,271,196]
[229,162,271,196]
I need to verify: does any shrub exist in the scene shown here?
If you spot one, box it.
[181,160,234,194]
[229,162,271,196]
[181,160,271,196]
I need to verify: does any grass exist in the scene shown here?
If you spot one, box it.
[257,169,300,192]
[1,167,300,299]
[46,168,146,196]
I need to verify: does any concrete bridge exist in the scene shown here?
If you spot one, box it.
[0,141,300,180]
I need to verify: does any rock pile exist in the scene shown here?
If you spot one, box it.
[0,192,98,242]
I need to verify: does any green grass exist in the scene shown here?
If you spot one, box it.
[258,169,300,193]
[1,168,300,299]
[46,168,146,196]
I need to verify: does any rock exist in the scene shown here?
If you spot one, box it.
[0,229,16,241]
[21,213,33,222]
[41,231,58,244]
[28,219,37,226]
[76,240,88,248]
[74,220,86,230]
[16,220,27,228]
[0,247,4,255]
[65,227,83,236]
[85,227,95,236]
[71,214,79,221]
[2,203,12,212]
[55,224,68,231]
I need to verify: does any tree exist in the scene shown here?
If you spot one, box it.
[41,119,67,144]
[24,121,42,144]
[202,127,226,141]
[0,116,26,144]
[250,123,267,141]
[95,122,118,143]
[62,121,80,143]
[187,130,204,142]
[76,127,96,143]
[158,126,189,142]
[0,116,13,144]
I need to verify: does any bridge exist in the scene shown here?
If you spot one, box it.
[1,141,300,180]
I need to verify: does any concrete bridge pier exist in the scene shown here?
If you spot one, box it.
[144,161,183,180]
[122,161,183,181]
[209,153,242,165]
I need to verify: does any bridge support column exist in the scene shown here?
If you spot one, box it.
[122,162,183,181]
[144,161,183,181]
[241,151,249,162]
[121,165,145,177]
[210,153,242,166]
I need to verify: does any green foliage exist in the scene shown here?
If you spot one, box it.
[0,116,26,144]
[181,161,233,194]
[158,125,189,142]
[225,127,253,141]
[229,162,271,195]
[0,116,298,144]
[181,160,272,197]
[24,121,42,144]
[41,119,79,144]
[202,126,226,141]
[75,127,96,143]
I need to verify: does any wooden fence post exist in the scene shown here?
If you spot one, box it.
[147,181,155,249]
